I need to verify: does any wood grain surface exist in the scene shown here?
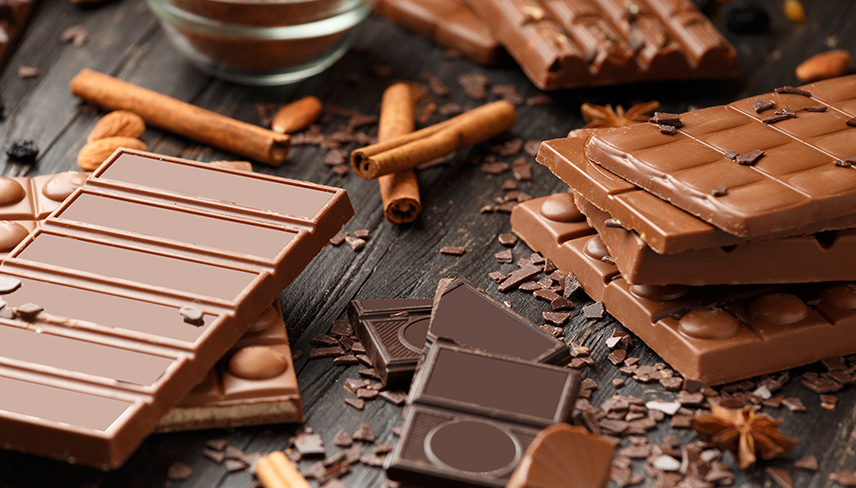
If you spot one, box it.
[0,0,855,486]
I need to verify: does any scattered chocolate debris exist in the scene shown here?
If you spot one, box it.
[736,149,764,165]
[330,319,352,337]
[331,164,349,176]
[511,157,532,180]
[391,426,403,437]
[358,368,380,379]
[420,73,449,97]
[311,334,340,347]
[207,439,228,451]
[345,236,365,251]
[480,161,510,174]
[830,471,856,487]
[333,355,359,365]
[492,85,524,105]
[457,73,489,100]
[649,112,682,127]
[724,150,740,160]
[309,346,346,359]
[204,448,226,463]
[330,232,348,246]
[753,99,775,113]
[293,432,326,456]
[60,25,89,46]
[488,270,507,283]
[15,303,43,318]
[711,186,728,197]
[17,65,40,79]
[526,94,553,106]
[497,233,518,246]
[580,301,604,319]
[539,324,563,337]
[792,455,818,471]
[497,265,541,292]
[334,430,353,447]
[438,103,463,116]
[563,274,581,298]
[352,423,375,442]
[0,277,22,294]
[167,462,193,480]
[379,390,408,406]
[357,389,379,401]
[766,467,794,488]
[543,311,570,325]
[344,397,365,410]
[440,246,466,256]
[523,140,541,157]
[847,117,856,127]
[802,105,827,112]
[225,458,248,472]
[659,124,677,135]
[775,86,812,97]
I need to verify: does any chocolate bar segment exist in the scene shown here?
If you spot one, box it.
[511,194,856,385]
[463,0,738,90]
[578,193,856,286]
[347,298,433,386]
[374,0,503,65]
[157,301,303,432]
[386,342,580,487]
[539,130,856,254]
[0,149,352,468]
[586,75,856,237]
[428,277,570,365]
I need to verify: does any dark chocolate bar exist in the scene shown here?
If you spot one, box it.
[374,0,503,65]
[427,277,570,364]
[463,0,738,90]
[0,149,352,468]
[586,75,856,237]
[578,193,856,286]
[386,342,580,487]
[157,301,303,432]
[0,0,39,71]
[347,298,434,386]
[537,131,856,254]
[511,193,856,385]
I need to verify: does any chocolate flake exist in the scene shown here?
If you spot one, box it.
[345,236,365,251]
[802,105,827,112]
[440,246,466,256]
[204,448,226,464]
[792,455,818,471]
[352,229,370,239]
[330,319,352,337]
[498,233,518,246]
[167,462,194,480]
[488,270,507,282]
[649,112,682,127]
[659,124,677,135]
[0,277,21,294]
[735,149,764,165]
[563,274,581,298]
[225,458,248,473]
[352,423,375,442]
[311,334,340,347]
[583,301,605,319]
[753,99,775,113]
[775,86,812,97]
[762,113,793,124]
[333,355,359,365]
[330,232,348,246]
[848,117,856,127]
[724,150,739,160]
[480,162,510,174]
[543,311,571,325]
[829,472,856,486]
[358,368,380,379]
[457,73,489,100]
[344,397,365,410]
[711,187,728,197]
[15,303,43,318]
[309,346,345,359]
[334,430,353,447]
[379,390,408,406]
[207,439,228,451]
[497,265,541,292]
[512,158,532,180]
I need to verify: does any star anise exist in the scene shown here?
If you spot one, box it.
[581,101,660,128]
[691,403,799,469]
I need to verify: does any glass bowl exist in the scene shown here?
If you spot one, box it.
[147,0,374,85]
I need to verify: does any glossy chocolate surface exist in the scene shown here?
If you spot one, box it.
[511,194,856,385]
[587,76,856,237]
[463,0,738,90]
[0,149,351,468]
[428,277,570,365]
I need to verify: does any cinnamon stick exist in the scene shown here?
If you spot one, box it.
[70,68,290,166]
[254,451,311,488]
[378,82,421,224]
[351,100,516,179]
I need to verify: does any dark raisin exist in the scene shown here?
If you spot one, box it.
[4,139,39,164]
[722,1,770,34]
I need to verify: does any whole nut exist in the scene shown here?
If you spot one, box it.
[228,346,288,380]
[87,110,146,142]
[795,50,851,82]
[77,137,146,171]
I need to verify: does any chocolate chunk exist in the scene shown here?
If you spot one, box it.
[492,85,524,106]
[488,270,507,283]
[309,347,346,359]
[356,389,380,400]
[711,186,728,197]
[330,232,348,246]
[330,164,349,175]
[225,458,248,473]
[498,233,518,246]
[735,149,764,165]
[659,124,677,135]
[352,423,375,442]
[802,105,828,112]
[358,368,380,379]
[15,303,43,318]
[775,86,812,97]
[440,246,466,255]
[480,162,510,174]
[344,397,365,410]
[512,158,532,181]
[204,448,226,464]
[649,112,682,127]
[501,179,518,191]
[330,319,353,337]
[543,311,571,325]
[792,455,818,471]
[830,472,856,487]
[519,281,542,291]
[551,296,573,310]
[583,302,605,319]
[207,439,228,451]
[753,99,775,113]
[167,462,193,480]
[608,349,627,365]
[345,236,365,251]
[724,150,740,160]
[379,390,408,406]
[457,73,489,100]
[762,113,792,124]
[293,433,326,456]
[334,430,353,447]
[333,355,359,365]
[563,274,581,298]
[0,277,22,294]
[311,334,340,347]
[539,324,563,338]
[543,258,557,274]
[420,73,450,97]
[497,265,541,292]
[352,229,370,239]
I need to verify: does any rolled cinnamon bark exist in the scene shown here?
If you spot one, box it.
[378,83,421,224]
[70,69,290,166]
[351,100,516,179]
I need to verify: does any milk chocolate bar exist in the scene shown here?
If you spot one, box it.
[0,149,352,468]
[0,0,39,71]
[374,0,502,65]
[578,193,856,286]
[428,277,570,364]
[386,342,580,487]
[538,131,856,254]
[348,298,434,386]
[463,0,738,90]
[586,75,856,237]
[157,301,303,432]
[511,193,856,385]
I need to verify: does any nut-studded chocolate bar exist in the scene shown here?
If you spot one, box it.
[511,193,856,385]
[374,0,503,65]
[157,301,303,432]
[463,0,739,90]
[0,149,352,468]
[386,342,580,487]
[586,75,856,237]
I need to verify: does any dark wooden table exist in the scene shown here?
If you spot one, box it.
[1,1,855,486]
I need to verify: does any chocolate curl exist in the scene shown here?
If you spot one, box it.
[70,69,291,166]
[351,100,517,179]
[377,82,421,224]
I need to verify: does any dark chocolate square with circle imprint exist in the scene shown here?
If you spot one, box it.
[386,342,580,487]
[427,277,570,365]
[347,298,433,386]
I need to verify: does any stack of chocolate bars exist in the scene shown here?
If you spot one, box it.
[348,277,583,487]
[375,0,739,89]
[0,148,353,468]
[512,75,856,386]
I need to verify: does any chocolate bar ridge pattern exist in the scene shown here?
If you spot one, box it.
[0,149,352,468]
[511,193,856,385]
[463,0,738,90]
[587,75,856,237]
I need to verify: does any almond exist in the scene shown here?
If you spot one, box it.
[795,50,851,82]
[87,110,146,142]
[271,96,322,134]
[77,137,146,171]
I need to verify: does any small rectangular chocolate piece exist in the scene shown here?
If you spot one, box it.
[347,298,434,386]
[578,193,856,286]
[374,0,503,65]
[427,277,570,365]
[386,342,580,487]
[586,75,856,237]
[511,195,856,385]
[157,301,303,432]
[0,149,352,468]
[463,0,738,90]
[538,130,856,254]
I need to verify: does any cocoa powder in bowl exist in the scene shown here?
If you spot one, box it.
[172,0,355,26]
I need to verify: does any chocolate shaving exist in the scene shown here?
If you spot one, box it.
[775,86,812,97]
[659,124,677,135]
[711,187,728,197]
[352,423,375,442]
[847,117,856,127]
[440,246,466,256]
[753,99,775,113]
[735,149,764,165]
[649,112,682,127]
[330,232,348,246]
[583,301,605,319]
[802,105,827,112]
[167,462,193,480]
[344,397,365,410]
[379,390,408,406]
[498,233,518,246]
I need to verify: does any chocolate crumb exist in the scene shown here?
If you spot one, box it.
[440,246,466,256]
[802,105,827,112]
[583,301,605,319]
[353,423,375,442]
[724,150,739,160]
[526,94,553,107]
[457,73,489,100]
[224,458,248,473]
[330,232,348,246]
[649,112,682,127]
[498,233,518,246]
[204,448,226,464]
[207,439,228,451]
[711,186,728,197]
[358,368,380,379]
[331,164,349,176]
[847,117,856,127]
[380,390,408,406]
[334,430,353,447]
[543,311,571,325]
[782,397,806,412]
[512,158,532,180]
[60,25,89,46]
[345,236,365,251]
[18,65,40,79]
[775,86,812,97]
[736,149,764,165]
[420,73,450,97]
[0,277,22,294]
[753,99,775,113]
[659,124,677,135]
[167,462,193,480]
[792,455,818,471]
[344,397,365,410]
